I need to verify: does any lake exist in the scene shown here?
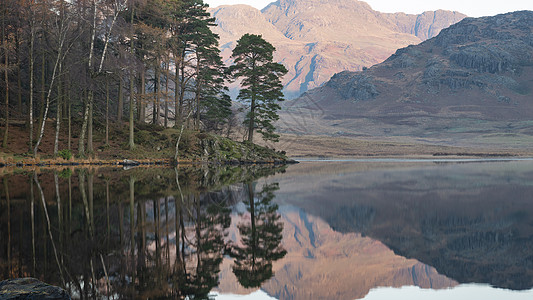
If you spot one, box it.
[1,159,533,299]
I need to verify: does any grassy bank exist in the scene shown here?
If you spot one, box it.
[0,120,292,167]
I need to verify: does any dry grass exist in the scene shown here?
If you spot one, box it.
[259,134,533,158]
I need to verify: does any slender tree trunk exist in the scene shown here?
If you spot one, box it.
[139,67,145,122]
[88,91,93,154]
[34,20,67,156]
[174,61,179,127]
[2,4,9,148]
[248,95,255,142]
[195,59,200,131]
[179,61,185,121]
[79,0,97,157]
[54,62,62,155]
[153,60,159,125]
[67,80,71,150]
[38,50,45,141]
[128,3,135,149]
[117,75,123,123]
[129,75,135,149]
[164,60,169,128]
[29,7,35,153]
[16,32,22,115]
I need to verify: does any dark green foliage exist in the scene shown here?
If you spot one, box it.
[58,168,72,179]
[57,149,72,160]
[229,183,287,288]
[229,34,288,142]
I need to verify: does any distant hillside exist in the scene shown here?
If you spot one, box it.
[209,0,465,99]
[279,11,533,148]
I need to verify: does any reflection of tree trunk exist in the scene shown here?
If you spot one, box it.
[18,197,22,277]
[129,176,136,291]
[34,173,66,286]
[88,172,94,231]
[154,198,160,271]
[119,193,123,245]
[195,194,201,275]
[137,200,146,281]
[54,173,63,267]
[31,177,36,276]
[79,170,93,237]
[247,183,256,268]
[4,178,11,275]
[106,180,110,240]
[174,167,186,270]
[165,197,170,266]
[68,176,72,224]
[105,76,110,145]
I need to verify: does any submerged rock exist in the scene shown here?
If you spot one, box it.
[0,278,71,299]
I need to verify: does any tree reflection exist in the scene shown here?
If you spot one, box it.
[0,166,285,298]
[230,183,287,288]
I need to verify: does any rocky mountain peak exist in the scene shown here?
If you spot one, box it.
[211,0,466,99]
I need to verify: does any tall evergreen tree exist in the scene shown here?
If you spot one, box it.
[229,34,287,142]
[191,13,231,132]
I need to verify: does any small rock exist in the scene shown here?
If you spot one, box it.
[0,278,71,299]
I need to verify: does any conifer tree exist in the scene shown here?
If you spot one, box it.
[229,34,287,142]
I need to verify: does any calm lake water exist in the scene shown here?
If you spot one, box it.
[1,160,533,299]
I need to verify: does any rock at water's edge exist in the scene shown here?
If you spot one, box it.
[0,278,71,300]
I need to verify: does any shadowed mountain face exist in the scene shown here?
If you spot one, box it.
[282,11,533,147]
[209,0,465,98]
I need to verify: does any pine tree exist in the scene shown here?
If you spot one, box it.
[229,34,288,142]
[191,13,231,132]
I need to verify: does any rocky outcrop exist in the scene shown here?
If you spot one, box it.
[326,72,379,101]
[0,278,71,300]
[210,0,465,99]
[385,10,466,40]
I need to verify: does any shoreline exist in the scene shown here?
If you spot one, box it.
[0,157,298,169]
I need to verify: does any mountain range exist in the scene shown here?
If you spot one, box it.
[278,11,533,148]
[209,0,465,98]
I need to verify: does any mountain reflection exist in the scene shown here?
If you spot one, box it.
[0,165,286,299]
[270,160,533,291]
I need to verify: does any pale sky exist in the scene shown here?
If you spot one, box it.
[204,0,533,18]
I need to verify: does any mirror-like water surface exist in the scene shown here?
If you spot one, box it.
[1,160,533,299]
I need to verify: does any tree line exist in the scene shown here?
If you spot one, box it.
[0,0,287,158]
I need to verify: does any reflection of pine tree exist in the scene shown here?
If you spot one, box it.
[173,193,231,299]
[230,183,287,288]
